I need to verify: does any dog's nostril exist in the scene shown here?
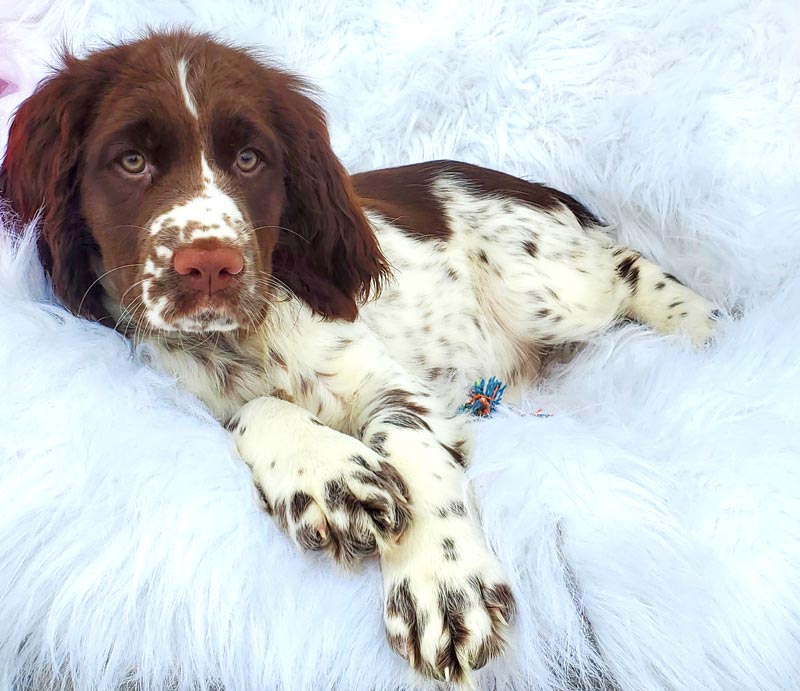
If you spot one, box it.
[173,245,245,295]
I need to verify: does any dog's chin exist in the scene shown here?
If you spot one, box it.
[136,302,249,337]
[163,302,258,333]
[108,282,270,339]
[171,313,242,333]
[140,286,271,335]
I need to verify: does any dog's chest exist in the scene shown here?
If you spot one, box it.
[150,316,356,426]
[153,339,271,421]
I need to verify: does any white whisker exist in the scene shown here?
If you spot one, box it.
[78,263,143,316]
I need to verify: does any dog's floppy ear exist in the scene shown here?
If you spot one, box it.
[266,71,389,321]
[1,53,105,319]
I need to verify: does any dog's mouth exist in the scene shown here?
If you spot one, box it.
[118,239,274,336]
[115,275,269,336]
[100,240,274,338]
[168,304,242,333]
[148,290,265,334]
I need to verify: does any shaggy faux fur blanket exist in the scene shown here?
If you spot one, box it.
[1,1,799,690]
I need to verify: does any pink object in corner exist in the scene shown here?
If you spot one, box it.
[0,78,18,97]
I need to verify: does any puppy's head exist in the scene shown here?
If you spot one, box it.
[1,31,387,334]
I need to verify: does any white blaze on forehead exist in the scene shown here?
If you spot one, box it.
[177,58,198,120]
[149,155,245,243]
[201,156,214,184]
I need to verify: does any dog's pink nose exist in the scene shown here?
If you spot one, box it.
[173,245,244,295]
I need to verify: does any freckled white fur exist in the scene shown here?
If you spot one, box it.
[381,498,508,674]
[316,177,712,413]
[147,172,717,679]
[148,184,241,244]
[148,157,241,243]
[148,173,719,522]
[143,258,162,278]
[144,155,248,331]
[233,396,408,555]
[152,336,270,421]
[140,279,171,330]
[174,316,239,333]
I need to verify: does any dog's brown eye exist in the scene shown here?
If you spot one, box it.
[236,149,260,173]
[119,151,147,174]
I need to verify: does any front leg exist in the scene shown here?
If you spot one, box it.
[234,318,515,679]
[229,397,410,566]
[358,389,516,682]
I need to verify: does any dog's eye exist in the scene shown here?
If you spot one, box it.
[118,151,147,174]
[235,149,260,173]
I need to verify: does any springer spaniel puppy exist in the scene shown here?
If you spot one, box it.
[0,31,718,683]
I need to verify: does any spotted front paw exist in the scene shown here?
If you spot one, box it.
[382,517,515,682]
[230,396,411,566]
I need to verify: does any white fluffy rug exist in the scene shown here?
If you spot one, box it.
[1,1,799,689]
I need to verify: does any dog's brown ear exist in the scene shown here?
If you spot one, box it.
[1,54,105,318]
[266,71,389,321]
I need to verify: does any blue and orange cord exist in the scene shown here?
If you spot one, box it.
[458,377,552,418]
[459,377,507,417]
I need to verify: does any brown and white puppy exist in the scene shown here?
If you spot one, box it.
[0,31,719,683]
